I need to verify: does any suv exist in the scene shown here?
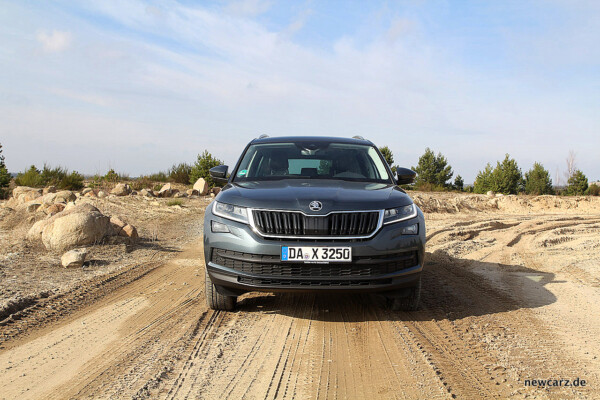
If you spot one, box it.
[203,136,425,311]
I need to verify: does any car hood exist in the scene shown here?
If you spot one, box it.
[216,179,413,214]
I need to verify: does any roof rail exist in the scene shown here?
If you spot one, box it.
[258,134,270,139]
[352,135,365,140]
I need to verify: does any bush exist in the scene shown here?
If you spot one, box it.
[190,150,223,188]
[103,169,129,183]
[14,164,84,190]
[566,170,588,195]
[0,143,11,199]
[453,175,464,191]
[524,162,554,195]
[169,163,192,184]
[167,199,183,207]
[587,184,600,196]
[412,148,453,189]
[147,171,169,182]
[59,171,84,190]
[474,154,523,194]
[15,165,44,187]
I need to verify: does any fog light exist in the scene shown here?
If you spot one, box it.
[211,221,230,233]
[401,223,418,235]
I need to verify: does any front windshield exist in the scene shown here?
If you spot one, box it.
[232,142,392,183]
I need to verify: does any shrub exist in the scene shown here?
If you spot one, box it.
[524,162,553,195]
[147,171,169,182]
[15,165,44,187]
[169,163,192,184]
[474,154,523,194]
[566,170,588,195]
[412,148,453,189]
[453,175,464,191]
[587,184,600,196]
[167,199,183,207]
[103,169,128,183]
[153,183,163,192]
[0,143,11,199]
[59,171,84,190]
[14,164,84,190]
[190,150,223,188]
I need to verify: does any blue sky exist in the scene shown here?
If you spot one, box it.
[1,0,598,183]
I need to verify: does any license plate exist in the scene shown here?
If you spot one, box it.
[281,246,352,263]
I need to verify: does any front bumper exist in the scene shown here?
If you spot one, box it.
[203,204,426,295]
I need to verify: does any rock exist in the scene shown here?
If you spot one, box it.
[97,191,107,198]
[158,183,173,198]
[81,188,93,195]
[186,189,199,196]
[210,193,215,198]
[46,203,65,217]
[110,216,127,235]
[486,191,495,198]
[32,204,114,251]
[120,224,139,239]
[26,203,42,213]
[13,186,42,200]
[84,190,97,197]
[61,248,88,268]
[193,178,209,196]
[212,187,221,195]
[111,183,131,196]
[173,192,187,198]
[43,186,57,195]
[495,193,504,198]
[41,190,76,205]
[140,189,155,197]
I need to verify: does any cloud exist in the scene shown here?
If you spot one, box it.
[36,30,72,52]
[225,0,273,17]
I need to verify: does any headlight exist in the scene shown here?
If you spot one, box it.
[213,201,249,224]
[383,204,417,224]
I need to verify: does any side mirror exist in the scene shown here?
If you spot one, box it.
[209,165,229,184]
[396,167,416,185]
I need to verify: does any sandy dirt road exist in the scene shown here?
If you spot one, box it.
[1,208,599,399]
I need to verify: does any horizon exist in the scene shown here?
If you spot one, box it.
[1,1,599,183]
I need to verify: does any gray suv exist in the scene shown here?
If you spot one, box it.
[203,136,425,311]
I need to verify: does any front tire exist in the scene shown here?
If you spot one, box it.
[390,277,421,311]
[205,268,236,311]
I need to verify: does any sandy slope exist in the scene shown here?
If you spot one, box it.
[0,193,599,399]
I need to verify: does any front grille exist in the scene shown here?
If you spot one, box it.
[238,277,393,287]
[252,210,380,237]
[211,249,418,279]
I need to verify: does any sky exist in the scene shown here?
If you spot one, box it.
[0,0,598,183]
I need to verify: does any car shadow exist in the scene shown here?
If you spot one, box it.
[235,250,558,322]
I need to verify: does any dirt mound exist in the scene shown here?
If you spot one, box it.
[412,192,600,214]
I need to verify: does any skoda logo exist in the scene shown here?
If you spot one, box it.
[309,201,323,211]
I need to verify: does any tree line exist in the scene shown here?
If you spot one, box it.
[378,146,597,196]
[0,141,597,199]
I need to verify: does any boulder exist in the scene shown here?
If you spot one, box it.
[110,216,127,235]
[486,191,495,198]
[13,186,42,199]
[193,178,209,196]
[173,192,187,198]
[111,183,131,196]
[81,188,93,195]
[43,186,57,195]
[41,190,76,205]
[140,189,155,197]
[120,224,139,239]
[97,191,107,198]
[210,193,215,198]
[186,189,199,196]
[31,204,113,251]
[212,187,221,195]
[61,248,88,268]
[158,183,173,198]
